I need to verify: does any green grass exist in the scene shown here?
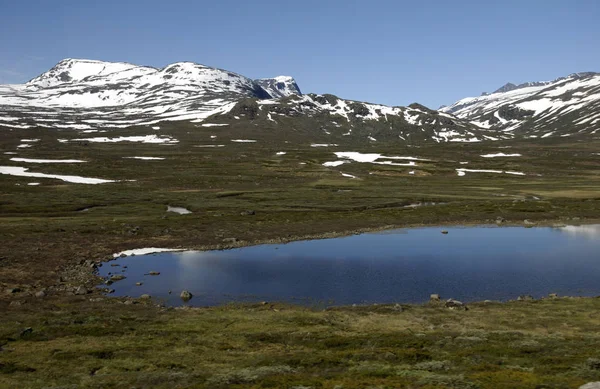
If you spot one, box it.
[2,298,600,388]
[1,123,600,388]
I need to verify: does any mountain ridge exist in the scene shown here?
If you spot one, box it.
[440,71,600,138]
[1,58,598,142]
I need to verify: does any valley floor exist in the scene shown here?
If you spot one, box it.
[1,124,600,388]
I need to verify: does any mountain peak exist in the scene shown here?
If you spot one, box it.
[27,58,145,88]
[493,82,518,94]
[255,76,301,98]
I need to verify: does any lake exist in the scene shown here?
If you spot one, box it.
[99,224,600,306]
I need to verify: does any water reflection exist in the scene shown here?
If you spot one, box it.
[100,225,600,306]
[560,225,600,239]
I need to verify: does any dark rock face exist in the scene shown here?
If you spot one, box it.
[255,77,302,99]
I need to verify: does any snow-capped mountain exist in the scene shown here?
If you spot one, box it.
[0,58,488,143]
[3,58,595,143]
[0,59,283,128]
[441,72,600,138]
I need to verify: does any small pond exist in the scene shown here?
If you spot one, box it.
[99,224,600,306]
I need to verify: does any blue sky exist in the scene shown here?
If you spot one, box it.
[1,0,598,108]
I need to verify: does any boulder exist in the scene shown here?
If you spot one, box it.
[135,282,143,286]
[517,295,534,301]
[148,271,160,276]
[110,274,126,281]
[75,286,88,295]
[441,230,449,235]
[579,383,600,389]
[430,294,441,302]
[548,293,558,299]
[140,294,151,300]
[34,290,46,298]
[19,327,33,338]
[445,299,468,311]
[180,290,193,302]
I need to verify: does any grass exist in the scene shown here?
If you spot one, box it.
[2,298,600,388]
[1,122,600,387]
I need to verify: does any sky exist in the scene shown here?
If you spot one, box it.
[0,0,598,108]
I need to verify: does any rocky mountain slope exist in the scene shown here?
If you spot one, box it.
[440,72,600,138]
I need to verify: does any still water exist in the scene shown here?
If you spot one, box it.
[99,225,600,306]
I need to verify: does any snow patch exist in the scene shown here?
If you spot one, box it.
[70,135,178,144]
[323,161,348,167]
[123,156,165,160]
[0,166,116,184]
[167,205,192,215]
[456,168,525,176]
[112,247,183,258]
[10,158,86,163]
[480,153,522,158]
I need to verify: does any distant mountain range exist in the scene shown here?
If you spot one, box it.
[0,58,598,143]
[440,72,600,139]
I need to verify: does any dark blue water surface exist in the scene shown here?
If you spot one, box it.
[99,225,600,306]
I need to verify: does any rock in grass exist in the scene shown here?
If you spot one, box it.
[34,290,46,298]
[430,294,441,302]
[5,288,21,294]
[517,295,534,301]
[19,327,33,338]
[548,293,558,298]
[110,274,126,281]
[579,383,600,389]
[75,286,88,295]
[445,299,468,310]
[180,290,193,302]
[240,210,256,216]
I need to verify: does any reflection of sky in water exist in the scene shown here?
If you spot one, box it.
[100,225,600,307]
[560,225,600,239]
